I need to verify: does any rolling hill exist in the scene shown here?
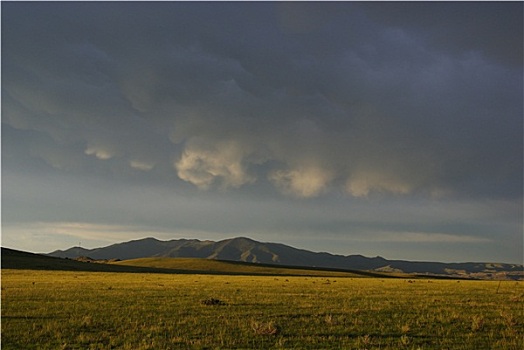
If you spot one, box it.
[1,247,168,273]
[111,257,396,278]
[2,247,395,278]
[48,237,523,280]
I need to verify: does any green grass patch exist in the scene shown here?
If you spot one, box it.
[2,269,523,349]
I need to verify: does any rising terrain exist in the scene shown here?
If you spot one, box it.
[48,237,523,280]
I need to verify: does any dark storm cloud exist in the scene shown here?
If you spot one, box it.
[361,2,523,67]
[2,2,522,262]
[3,2,521,199]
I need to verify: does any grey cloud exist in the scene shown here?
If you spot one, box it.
[361,2,523,67]
[2,2,522,200]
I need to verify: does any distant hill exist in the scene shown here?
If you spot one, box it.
[1,247,395,278]
[48,237,523,280]
[1,247,168,273]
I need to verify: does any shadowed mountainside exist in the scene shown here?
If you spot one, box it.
[2,247,396,278]
[48,237,523,280]
[1,247,170,273]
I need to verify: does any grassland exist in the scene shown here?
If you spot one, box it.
[2,267,523,349]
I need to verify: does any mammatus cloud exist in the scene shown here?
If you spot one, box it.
[3,2,521,200]
[345,172,412,198]
[129,160,155,171]
[269,164,334,198]
[85,146,115,160]
[175,138,256,190]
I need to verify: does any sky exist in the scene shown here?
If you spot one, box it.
[1,1,522,264]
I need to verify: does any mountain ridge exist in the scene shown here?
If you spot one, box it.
[48,237,523,280]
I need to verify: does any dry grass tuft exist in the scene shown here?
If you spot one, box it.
[471,315,484,332]
[251,320,280,336]
[400,324,411,334]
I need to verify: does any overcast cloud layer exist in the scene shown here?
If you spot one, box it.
[2,2,522,263]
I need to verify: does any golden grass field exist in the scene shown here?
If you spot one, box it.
[2,265,523,349]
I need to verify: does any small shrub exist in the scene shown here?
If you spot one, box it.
[201,298,226,306]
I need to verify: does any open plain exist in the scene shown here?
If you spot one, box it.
[2,264,523,349]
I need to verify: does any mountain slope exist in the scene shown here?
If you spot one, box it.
[2,247,389,277]
[48,237,523,279]
[49,237,207,260]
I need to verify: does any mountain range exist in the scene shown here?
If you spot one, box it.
[48,237,523,280]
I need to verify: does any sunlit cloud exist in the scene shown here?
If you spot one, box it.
[1,221,245,252]
[175,138,255,190]
[35,222,163,241]
[85,146,114,160]
[345,172,412,197]
[129,160,155,171]
[269,165,334,198]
